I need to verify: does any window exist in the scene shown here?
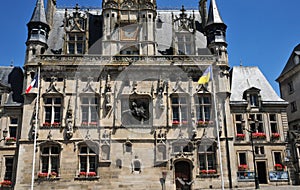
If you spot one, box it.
[177,33,194,55]
[125,142,132,153]
[133,160,141,172]
[238,152,247,165]
[249,94,259,107]
[171,95,188,124]
[269,114,278,133]
[288,81,294,94]
[195,94,211,122]
[273,152,282,165]
[4,158,13,181]
[249,114,264,133]
[291,101,297,113]
[198,144,216,171]
[9,117,18,138]
[255,146,265,155]
[235,114,243,134]
[79,145,98,175]
[41,145,60,176]
[44,97,62,126]
[67,33,85,54]
[81,97,99,126]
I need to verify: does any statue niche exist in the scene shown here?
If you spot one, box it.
[121,96,150,125]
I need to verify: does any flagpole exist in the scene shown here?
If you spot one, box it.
[31,64,41,190]
[211,64,225,190]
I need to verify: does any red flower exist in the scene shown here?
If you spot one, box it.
[172,120,180,125]
[1,180,12,186]
[200,169,217,174]
[272,133,280,138]
[52,122,61,127]
[38,172,48,177]
[236,134,245,138]
[43,122,51,127]
[238,164,248,170]
[5,137,17,141]
[79,171,87,176]
[88,172,96,177]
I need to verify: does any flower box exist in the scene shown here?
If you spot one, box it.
[88,172,96,177]
[200,169,217,174]
[274,164,283,171]
[1,180,12,187]
[172,120,180,125]
[89,122,98,126]
[236,134,245,139]
[50,172,57,178]
[43,122,51,127]
[238,164,248,171]
[52,122,61,127]
[251,132,266,139]
[81,122,88,126]
[38,172,48,178]
[271,133,280,139]
[5,137,17,143]
[181,120,188,125]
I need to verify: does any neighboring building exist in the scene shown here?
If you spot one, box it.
[0,66,23,188]
[277,44,300,185]
[230,66,289,187]
[0,0,290,189]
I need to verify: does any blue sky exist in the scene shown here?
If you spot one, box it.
[0,0,300,94]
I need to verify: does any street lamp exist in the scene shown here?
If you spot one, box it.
[243,120,260,189]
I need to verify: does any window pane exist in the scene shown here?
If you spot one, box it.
[172,97,178,104]
[4,158,13,181]
[80,146,88,154]
[207,154,214,169]
[55,98,61,104]
[51,146,59,154]
[199,155,206,169]
[68,43,75,54]
[80,156,87,172]
[172,107,179,121]
[10,118,18,124]
[45,107,52,123]
[239,153,247,165]
[54,107,61,122]
[42,147,50,154]
[77,43,83,54]
[51,156,59,172]
[9,127,17,138]
[82,98,89,104]
[89,156,97,172]
[41,156,49,173]
[45,98,52,104]
[82,107,88,122]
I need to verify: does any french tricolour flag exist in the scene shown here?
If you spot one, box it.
[25,75,38,94]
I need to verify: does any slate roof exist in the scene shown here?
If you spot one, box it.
[46,9,209,55]
[230,66,285,103]
[0,66,14,87]
[277,43,300,80]
[29,0,48,25]
[206,0,224,26]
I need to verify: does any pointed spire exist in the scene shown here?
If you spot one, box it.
[30,0,48,25]
[206,0,224,26]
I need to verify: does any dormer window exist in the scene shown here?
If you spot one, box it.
[177,33,194,55]
[67,34,85,54]
[243,87,261,109]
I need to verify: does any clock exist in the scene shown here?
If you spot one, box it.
[121,25,138,40]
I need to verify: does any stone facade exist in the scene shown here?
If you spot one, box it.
[277,44,300,185]
[0,0,292,190]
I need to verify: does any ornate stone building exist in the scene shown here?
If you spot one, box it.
[277,44,300,184]
[0,0,291,189]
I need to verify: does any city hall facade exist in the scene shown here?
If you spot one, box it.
[0,0,292,189]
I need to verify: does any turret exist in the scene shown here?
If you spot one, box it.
[202,0,228,62]
[26,0,50,61]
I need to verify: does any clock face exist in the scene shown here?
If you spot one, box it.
[121,25,138,40]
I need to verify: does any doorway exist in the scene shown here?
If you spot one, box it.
[256,161,268,184]
[175,161,192,190]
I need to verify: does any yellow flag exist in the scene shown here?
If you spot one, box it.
[198,65,212,84]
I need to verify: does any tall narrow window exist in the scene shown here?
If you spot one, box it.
[171,95,188,125]
[269,114,278,133]
[81,97,99,126]
[235,114,243,134]
[195,94,211,122]
[250,94,259,107]
[44,97,62,126]
[198,144,216,172]
[9,117,18,138]
[288,81,294,94]
[41,145,60,176]
[4,158,13,181]
[79,145,98,175]
[291,101,297,113]
[238,152,247,165]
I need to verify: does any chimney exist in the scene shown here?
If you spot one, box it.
[199,0,208,28]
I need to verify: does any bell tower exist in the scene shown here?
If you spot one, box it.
[102,0,157,56]
[26,0,50,62]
